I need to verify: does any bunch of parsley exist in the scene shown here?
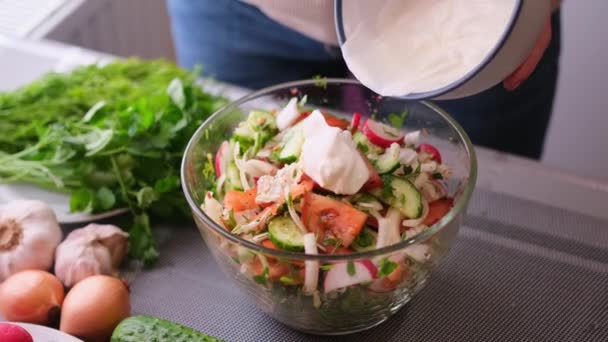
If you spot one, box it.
[0,59,227,265]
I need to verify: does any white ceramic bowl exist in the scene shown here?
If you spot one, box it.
[334,0,551,100]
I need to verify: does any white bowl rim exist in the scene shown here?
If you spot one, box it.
[333,0,524,100]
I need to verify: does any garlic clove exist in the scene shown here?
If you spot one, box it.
[54,224,128,287]
[0,200,62,282]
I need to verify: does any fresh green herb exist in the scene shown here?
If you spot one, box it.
[320,264,334,271]
[324,237,343,253]
[432,172,443,180]
[387,111,409,129]
[353,229,375,248]
[253,267,269,285]
[313,75,328,89]
[357,142,369,154]
[0,59,228,265]
[298,95,308,107]
[279,276,295,284]
[226,209,237,230]
[231,256,241,264]
[377,258,398,277]
[347,261,356,276]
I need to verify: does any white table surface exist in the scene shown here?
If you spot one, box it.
[1,34,607,222]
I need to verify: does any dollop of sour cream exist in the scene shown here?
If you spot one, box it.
[300,111,369,194]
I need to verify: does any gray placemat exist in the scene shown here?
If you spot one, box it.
[129,189,608,342]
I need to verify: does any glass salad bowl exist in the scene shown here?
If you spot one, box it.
[181,79,477,335]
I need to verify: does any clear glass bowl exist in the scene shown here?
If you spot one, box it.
[181,79,477,335]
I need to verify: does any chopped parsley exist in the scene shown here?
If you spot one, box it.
[313,75,328,89]
[377,258,398,278]
[320,264,334,271]
[253,267,269,285]
[388,111,409,129]
[279,276,295,284]
[353,229,375,248]
[347,261,356,276]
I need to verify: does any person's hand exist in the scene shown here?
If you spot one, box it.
[503,16,552,91]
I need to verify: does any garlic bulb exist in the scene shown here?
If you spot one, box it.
[54,224,128,287]
[0,200,63,282]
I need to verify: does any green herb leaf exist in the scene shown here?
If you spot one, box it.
[347,261,356,276]
[279,276,295,284]
[377,258,398,278]
[70,188,95,213]
[136,187,159,209]
[312,75,328,89]
[388,111,408,129]
[166,78,186,109]
[96,186,116,210]
[353,229,375,248]
[320,264,333,271]
[253,267,269,285]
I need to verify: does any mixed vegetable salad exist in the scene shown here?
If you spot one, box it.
[201,97,454,296]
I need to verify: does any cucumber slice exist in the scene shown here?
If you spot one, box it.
[247,110,277,132]
[353,131,383,156]
[372,175,422,219]
[373,144,401,174]
[278,127,305,163]
[351,227,378,252]
[233,122,255,148]
[268,216,305,251]
[225,162,243,191]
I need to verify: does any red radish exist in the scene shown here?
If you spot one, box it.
[0,323,33,342]
[358,259,378,278]
[349,112,362,133]
[418,143,442,163]
[215,141,229,177]
[323,261,377,292]
[361,119,404,148]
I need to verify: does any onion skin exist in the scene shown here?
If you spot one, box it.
[0,270,64,326]
[60,275,130,342]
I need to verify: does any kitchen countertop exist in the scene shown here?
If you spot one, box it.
[1,35,607,342]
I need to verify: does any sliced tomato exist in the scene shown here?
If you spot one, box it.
[360,152,382,191]
[224,188,258,212]
[423,198,454,226]
[301,193,368,247]
[293,111,350,129]
[250,258,290,282]
[371,262,409,292]
[245,179,314,232]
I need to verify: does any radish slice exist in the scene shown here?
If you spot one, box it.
[358,259,378,278]
[324,261,377,292]
[215,141,230,177]
[418,144,442,163]
[303,233,319,294]
[350,112,362,133]
[361,119,404,148]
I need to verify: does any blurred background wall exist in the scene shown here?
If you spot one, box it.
[3,0,607,181]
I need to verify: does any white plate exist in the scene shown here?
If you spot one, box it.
[0,184,128,224]
[6,322,83,342]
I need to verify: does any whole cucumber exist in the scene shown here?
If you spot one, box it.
[111,315,225,342]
